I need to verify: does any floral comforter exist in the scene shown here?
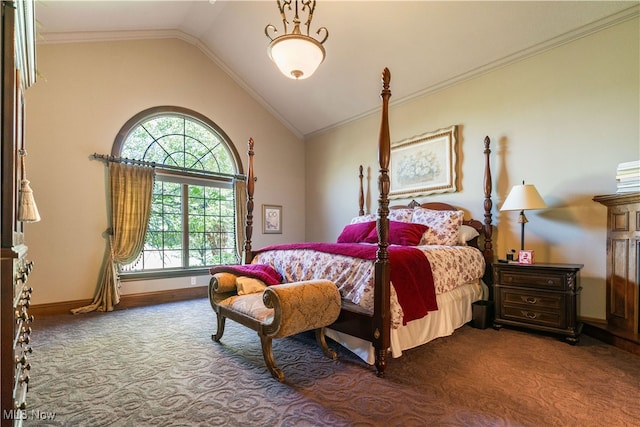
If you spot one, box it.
[252,244,485,329]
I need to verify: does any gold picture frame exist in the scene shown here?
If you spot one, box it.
[262,204,282,234]
[389,125,458,199]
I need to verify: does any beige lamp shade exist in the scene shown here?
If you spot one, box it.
[501,183,547,250]
[500,184,547,211]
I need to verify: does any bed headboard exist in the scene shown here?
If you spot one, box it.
[357,136,494,285]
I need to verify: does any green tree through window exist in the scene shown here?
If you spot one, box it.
[113,107,242,275]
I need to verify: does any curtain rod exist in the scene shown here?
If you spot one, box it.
[90,153,247,181]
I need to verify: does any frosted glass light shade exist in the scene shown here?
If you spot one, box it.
[268,34,325,80]
[501,184,547,211]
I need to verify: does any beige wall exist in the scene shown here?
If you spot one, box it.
[25,38,305,304]
[305,18,640,320]
[24,18,639,319]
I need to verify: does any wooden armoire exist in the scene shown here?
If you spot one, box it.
[593,193,640,338]
[1,1,37,424]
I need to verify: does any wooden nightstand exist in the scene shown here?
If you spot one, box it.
[493,262,583,344]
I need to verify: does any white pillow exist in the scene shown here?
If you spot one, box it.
[458,224,480,245]
[236,276,267,295]
[351,209,414,224]
[411,208,464,246]
[350,213,376,224]
[388,208,414,223]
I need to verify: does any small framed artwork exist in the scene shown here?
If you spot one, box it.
[262,204,282,234]
[518,250,535,264]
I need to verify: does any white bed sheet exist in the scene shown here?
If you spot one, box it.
[325,280,486,364]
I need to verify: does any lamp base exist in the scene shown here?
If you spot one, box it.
[518,210,528,250]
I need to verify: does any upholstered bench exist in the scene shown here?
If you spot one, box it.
[209,273,341,382]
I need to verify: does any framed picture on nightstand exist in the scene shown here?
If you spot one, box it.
[518,250,535,264]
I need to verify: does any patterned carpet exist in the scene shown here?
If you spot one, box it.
[25,298,640,426]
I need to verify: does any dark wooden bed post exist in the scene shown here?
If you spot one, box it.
[482,136,494,288]
[373,68,392,377]
[358,165,365,216]
[243,138,255,265]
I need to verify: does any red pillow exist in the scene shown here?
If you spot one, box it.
[336,221,376,243]
[364,221,429,246]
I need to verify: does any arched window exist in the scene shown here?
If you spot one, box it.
[113,106,244,277]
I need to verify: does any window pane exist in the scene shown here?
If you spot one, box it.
[121,126,155,158]
[162,250,183,269]
[120,114,235,175]
[187,185,235,268]
[142,250,163,270]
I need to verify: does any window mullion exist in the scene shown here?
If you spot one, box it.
[182,184,189,268]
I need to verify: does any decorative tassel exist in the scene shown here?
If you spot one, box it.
[18,150,41,223]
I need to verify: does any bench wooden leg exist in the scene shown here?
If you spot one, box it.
[315,327,337,360]
[212,314,226,342]
[259,334,285,382]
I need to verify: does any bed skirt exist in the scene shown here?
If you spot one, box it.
[325,280,487,365]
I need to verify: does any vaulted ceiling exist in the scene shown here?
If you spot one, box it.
[35,1,638,139]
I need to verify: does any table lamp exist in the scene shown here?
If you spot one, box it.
[500,181,547,250]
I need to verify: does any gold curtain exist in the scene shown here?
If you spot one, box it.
[234,179,247,264]
[72,163,154,314]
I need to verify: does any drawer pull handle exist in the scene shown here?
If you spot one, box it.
[524,311,537,319]
[547,280,554,285]
[524,297,538,305]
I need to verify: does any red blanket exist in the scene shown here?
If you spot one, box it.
[209,263,283,286]
[255,243,438,324]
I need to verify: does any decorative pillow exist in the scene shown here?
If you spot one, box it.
[236,276,267,295]
[364,221,429,246]
[388,208,414,223]
[411,208,464,246]
[458,224,480,245]
[350,213,376,224]
[337,221,376,243]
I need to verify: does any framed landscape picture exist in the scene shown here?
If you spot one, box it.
[389,125,458,199]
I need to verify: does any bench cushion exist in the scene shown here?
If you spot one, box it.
[217,293,274,324]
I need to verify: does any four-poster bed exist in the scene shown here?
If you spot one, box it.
[222,68,494,377]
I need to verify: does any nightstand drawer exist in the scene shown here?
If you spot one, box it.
[501,305,565,329]
[498,270,565,290]
[501,288,563,310]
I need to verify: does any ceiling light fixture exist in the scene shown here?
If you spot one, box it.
[265,0,328,80]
